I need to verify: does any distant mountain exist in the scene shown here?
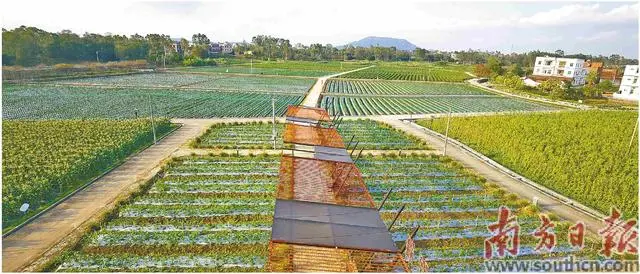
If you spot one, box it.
[343,36,418,51]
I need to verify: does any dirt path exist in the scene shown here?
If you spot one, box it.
[1,120,215,272]
[375,117,603,234]
[301,66,374,107]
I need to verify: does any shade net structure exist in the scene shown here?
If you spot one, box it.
[285,105,332,122]
[278,155,375,208]
[268,104,409,272]
[267,242,409,272]
[283,123,345,148]
[282,144,354,163]
[271,199,397,251]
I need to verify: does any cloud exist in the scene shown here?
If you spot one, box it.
[530,36,564,44]
[519,3,638,26]
[577,30,619,42]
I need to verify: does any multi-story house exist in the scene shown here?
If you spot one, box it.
[614,65,639,101]
[532,56,588,86]
[220,42,235,54]
[170,38,183,55]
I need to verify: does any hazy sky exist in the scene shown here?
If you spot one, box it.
[2,0,638,58]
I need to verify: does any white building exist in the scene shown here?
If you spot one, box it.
[532,56,588,86]
[614,65,639,101]
[220,42,235,54]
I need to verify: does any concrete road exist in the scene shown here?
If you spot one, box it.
[301,66,374,108]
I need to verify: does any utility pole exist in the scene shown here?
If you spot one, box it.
[163,46,167,69]
[443,107,452,156]
[250,57,253,74]
[148,94,157,144]
[96,51,99,62]
[272,97,277,149]
[625,117,639,157]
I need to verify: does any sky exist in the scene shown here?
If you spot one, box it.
[2,0,639,58]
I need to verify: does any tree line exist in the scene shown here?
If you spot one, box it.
[474,56,619,100]
[3,26,638,68]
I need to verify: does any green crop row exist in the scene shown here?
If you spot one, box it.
[3,85,303,119]
[192,119,428,150]
[320,95,557,116]
[338,63,471,82]
[2,119,176,230]
[52,153,603,272]
[324,79,489,96]
[421,110,639,218]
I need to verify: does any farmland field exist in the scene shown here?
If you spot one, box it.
[360,154,601,271]
[192,119,429,150]
[338,62,471,82]
[324,79,490,96]
[2,119,175,230]
[55,155,277,272]
[172,61,370,77]
[320,79,558,116]
[320,95,558,116]
[421,111,639,218]
[57,73,315,93]
[52,153,604,272]
[2,86,304,120]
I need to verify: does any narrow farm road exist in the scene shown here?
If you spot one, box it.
[301,65,374,107]
[2,119,215,272]
[468,78,591,110]
[375,117,604,234]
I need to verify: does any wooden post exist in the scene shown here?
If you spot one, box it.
[387,204,406,231]
[377,188,393,211]
[401,226,421,253]
[443,107,452,156]
[350,141,359,157]
[625,117,639,157]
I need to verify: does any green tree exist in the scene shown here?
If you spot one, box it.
[190,45,208,59]
[487,56,504,75]
[586,70,599,86]
[538,79,568,98]
[414,48,426,61]
[179,38,191,57]
[473,64,491,77]
[191,33,210,46]
[507,63,524,76]
[597,80,615,94]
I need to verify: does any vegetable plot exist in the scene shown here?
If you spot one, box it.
[57,155,279,272]
[55,152,604,272]
[193,120,428,150]
[422,110,639,218]
[171,61,370,77]
[3,85,303,119]
[57,73,314,93]
[320,79,557,116]
[2,119,175,230]
[338,63,472,82]
[357,154,601,271]
[324,79,490,96]
[320,95,557,116]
